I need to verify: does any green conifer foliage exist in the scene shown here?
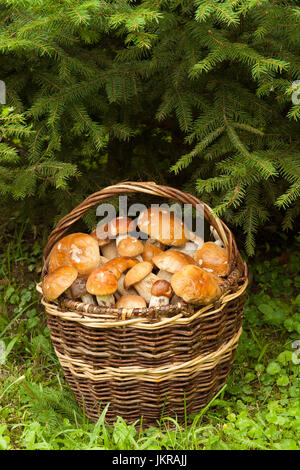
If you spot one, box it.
[0,0,299,253]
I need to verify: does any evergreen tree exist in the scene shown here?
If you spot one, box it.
[0,0,299,253]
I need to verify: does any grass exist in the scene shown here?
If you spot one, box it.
[0,223,299,450]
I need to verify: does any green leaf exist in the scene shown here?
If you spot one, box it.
[266,362,281,375]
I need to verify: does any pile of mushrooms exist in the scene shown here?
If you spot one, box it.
[42,208,229,310]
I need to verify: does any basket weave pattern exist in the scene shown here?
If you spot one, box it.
[40,182,248,425]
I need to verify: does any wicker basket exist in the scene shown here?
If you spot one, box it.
[38,181,248,426]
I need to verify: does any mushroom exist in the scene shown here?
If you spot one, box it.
[171,265,221,305]
[186,228,204,247]
[137,207,188,247]
[194,242,228,276]
[117,236,144,258]
[142,242,163,263]
[170,294,186,305]
[117,273,137,296]
[86,268,118,307]
[48,233,101,276]
[90,223,110,247]
[99,255,109,264]
[107,216,134,247]
[81,293,97,305]
[144,238,165,250]
[69,276,87,298]
[101,256,139,279]
[210,225,224,247]
[173,226,204,256]
[101,240,118,260]
[116,295,147,309]
[172,241,199,257]
[152,250,197,274]
[69,276,96,305]
[149,280,172,308]
[124,261,158,304]
[157,270,173,283]
[42,266,78,302]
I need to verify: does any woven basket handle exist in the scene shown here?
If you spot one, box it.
[42,181,237,277]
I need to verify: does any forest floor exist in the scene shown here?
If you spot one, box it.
[0,223,299,450]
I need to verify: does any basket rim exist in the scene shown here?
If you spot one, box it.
[37,275,248,329]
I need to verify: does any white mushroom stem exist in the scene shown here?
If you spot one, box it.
[186,229,204,249]
[157,270,172,282]
[174,241,199,257]
[81,293,96,305]
[149,295,170,308]
[210,226,224,247]
[134,273,158,304]
[117,274,137,296]
[96,294,115,307]
[101,241,118,260]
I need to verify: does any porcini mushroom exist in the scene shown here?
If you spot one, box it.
[90,222,110,247]
[86,268,118,307]
[124,261,158,304]
[101,256,139,280]
[173,241,199,257]
[117,273,137,296]
[149,280,172,308]
[152,250,197,274]
[142,242,163,263]
[48,233,101,276]
[107,216,134,246]
[69,276,96,305]
[210,225,224,247]
[101,240,118,260]
[117,236,144,258]
[194,242,228,276]
[116,295,147,309]
[157,270,173,283]
[137,207,188,247]
[171,265,221,305]
[69,276,87,298]
[42,266,78,302]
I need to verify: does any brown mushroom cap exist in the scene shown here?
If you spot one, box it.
[117,237,144,258]
[86,268,118,296]
[152,250,197,273]
[48,233,100,276]
[101,256,139,280]
[194,242,228,276]
[42,266,78,302]
[124,261,153,289]
[151,280,172,298]
[107,217,134,237]
[90,226,110,247]
[137,207,187,246]
[116,294,147,309]
[142,242,163,263]
[171,264,221,305]
[69,276,87,299]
